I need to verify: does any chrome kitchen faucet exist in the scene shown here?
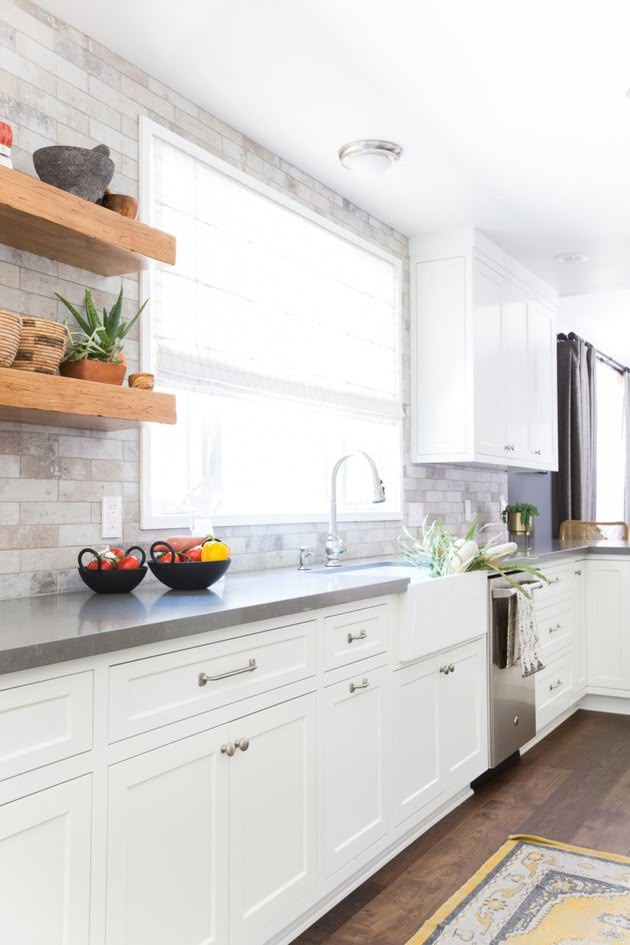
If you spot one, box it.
[324,451,386,567]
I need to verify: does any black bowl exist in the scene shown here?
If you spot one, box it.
[149,540,231,590]
[79,567,147,594]
[77,546,147,594]
[149,558,231,591]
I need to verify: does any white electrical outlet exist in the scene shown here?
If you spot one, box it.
[102,496,123,539]
[464,499,472,520]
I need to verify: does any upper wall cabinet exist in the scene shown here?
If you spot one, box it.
[410,228,558,470]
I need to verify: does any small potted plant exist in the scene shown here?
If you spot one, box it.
[501,502,539,536]
[56,286,147,385]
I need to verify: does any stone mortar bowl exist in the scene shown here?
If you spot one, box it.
[33,143,115,203]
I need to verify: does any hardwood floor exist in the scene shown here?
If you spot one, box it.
[293,710,630,945]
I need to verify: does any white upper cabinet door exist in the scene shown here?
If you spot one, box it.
[527,302,558,468]
[106,727,230,945]
[322,665,390,875]
[392,657,441,825]
[229,694,318,945]
[0,775,92,945]
[503,291,529,460]
[438,639,488,790]
[586,560,630,691]
[473,262,508,459]
[412,256,471,461]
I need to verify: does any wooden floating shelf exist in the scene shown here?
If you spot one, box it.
[0,166,176,276]
[0,367,177,431]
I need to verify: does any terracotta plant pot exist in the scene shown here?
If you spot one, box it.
[60,359,126,385]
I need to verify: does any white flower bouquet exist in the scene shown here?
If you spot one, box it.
[399,515,547,597]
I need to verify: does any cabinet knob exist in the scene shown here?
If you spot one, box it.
[534,449,541,456]
[347,629,367,644]
[440,664,455,675]
[235,737,250,752]
[221,743,236,757]
[449,663,455,673]
[575,569,582,576]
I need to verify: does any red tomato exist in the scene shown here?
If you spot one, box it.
[183,546,203,562]
[87,558,113,571]
[158,551,180,564]
[109,547,125,558]
[117,555,140,570]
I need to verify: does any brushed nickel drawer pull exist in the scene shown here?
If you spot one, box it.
[549,577,561,584]
[349,677,369,693]
[534,449,542,455]
[549,678,562,692]
[549,623,562,633]
[575,569,582,576]
[198,658,257,686]
[347,629,367,644]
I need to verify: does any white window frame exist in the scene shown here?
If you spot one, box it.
[138,117,404,530]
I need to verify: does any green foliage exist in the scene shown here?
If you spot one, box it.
[57,286,148,363]
[501,503,540,530]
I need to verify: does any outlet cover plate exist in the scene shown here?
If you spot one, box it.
[102,495,123,539]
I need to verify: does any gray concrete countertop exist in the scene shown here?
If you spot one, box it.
[0,565,411,677]
[3,539,630,678]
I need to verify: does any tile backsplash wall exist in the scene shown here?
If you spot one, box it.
[0,0,507,599]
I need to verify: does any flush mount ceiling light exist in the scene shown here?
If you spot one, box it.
[553,252,589,263]
[338,140,402,178]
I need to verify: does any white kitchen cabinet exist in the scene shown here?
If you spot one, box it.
[572,562,587,693]
[106,693,317,945]
[411,227,558,469]
[586,558,630,691]
[229,694,318,945]
[0,775,92,945]
[322,665,390,875]
[437,638,488,788]
[393,637,487,825]
[106,726,230,945]
[392,657,441,825]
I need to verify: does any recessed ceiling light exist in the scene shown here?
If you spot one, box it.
[553,253,589,264]
[338,140,402,178]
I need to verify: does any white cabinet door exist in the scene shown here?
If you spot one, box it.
[229,694,317,945]
[393,658,441,825]
[587,560,630,690]
[573,562,587,692]
[439,639,488,789]
[106,727,230,945]
[0,775,91,945]
[527,302,557,467]
[474,262,508,459]
[503,294,529,460]
[322,666,390,875]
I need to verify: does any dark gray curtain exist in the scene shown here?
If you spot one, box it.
[553,333,597,534]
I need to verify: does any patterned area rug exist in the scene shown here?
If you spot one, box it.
[407,835,630,944]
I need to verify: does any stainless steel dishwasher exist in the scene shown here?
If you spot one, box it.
[487,573,543,767]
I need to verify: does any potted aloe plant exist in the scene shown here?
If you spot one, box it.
[56,286,147,385]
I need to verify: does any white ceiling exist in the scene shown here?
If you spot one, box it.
[38,0,630,296]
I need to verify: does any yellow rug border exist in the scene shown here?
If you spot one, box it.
[405,834,630,945]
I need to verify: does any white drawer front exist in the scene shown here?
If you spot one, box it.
[0,672,93,781]
[535,561,577,608]
[535,651,575,731]
[109,621,316,741]
[324,605,388,671]
[537,601,573,661]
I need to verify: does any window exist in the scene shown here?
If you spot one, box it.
[140,120,402,528]
[595,358,626,520]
